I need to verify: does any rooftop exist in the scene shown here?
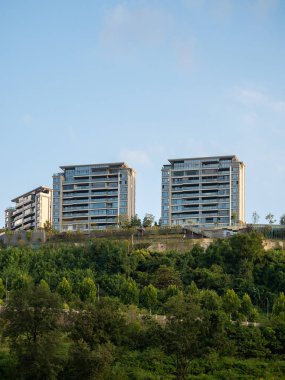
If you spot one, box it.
[59,162,131,170]
[168,155,238,164]
[11,186,52,202]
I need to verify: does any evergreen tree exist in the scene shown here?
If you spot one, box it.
[80,277,97,303]
[140,284,158,312]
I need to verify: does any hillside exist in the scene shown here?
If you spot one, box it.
[0,232,285,379]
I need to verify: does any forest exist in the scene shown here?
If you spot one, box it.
[1,232,285,379]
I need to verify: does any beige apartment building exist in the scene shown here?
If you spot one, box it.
[161,155,245,227]
[5,186,53,231]
[52,162,136,231]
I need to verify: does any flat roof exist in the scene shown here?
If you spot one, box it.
[12,186,51,202]
[168,155,238,163]
[59,162,130,170]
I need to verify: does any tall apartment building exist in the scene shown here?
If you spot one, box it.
[52,162,136,231]
[161,155,245,227]
[6,186,53,231]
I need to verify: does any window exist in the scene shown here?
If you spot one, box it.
[90,209,106,215]
[91,203,106,209]
[63,185,74,190]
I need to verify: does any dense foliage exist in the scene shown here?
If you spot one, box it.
[0,233,285,379]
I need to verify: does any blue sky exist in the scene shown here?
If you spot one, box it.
[1,0,285,226]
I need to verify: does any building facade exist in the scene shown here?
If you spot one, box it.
[5,207,15,230]
[161,155,245,227]
[6,186,53,231]
[52,162,136,231]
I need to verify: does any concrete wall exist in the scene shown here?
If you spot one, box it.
[0,230,46,246]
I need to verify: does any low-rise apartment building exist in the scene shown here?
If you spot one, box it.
[6,186,53,231]
[52,162,136,231]
[161,155,245,227]
[5,207,15,230]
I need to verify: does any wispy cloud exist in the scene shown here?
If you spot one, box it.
[101,4,173,51]
[119,149,152,167]
[237,89,267,105]
[119,145,167,168]
[237,88,285,115]
[100,3,196,72]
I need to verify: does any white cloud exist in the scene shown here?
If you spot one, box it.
[119,145,168,168]
[119,149,152,167]
[237,89,268,105]
[101,4,173,50]
[236,88,285,115]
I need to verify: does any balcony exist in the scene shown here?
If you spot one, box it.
[63,205,89,211]
[62,197,89,203]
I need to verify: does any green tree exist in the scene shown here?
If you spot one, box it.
[200,289,221,311]
[43,220,52,233]
[142,214,155,228]
[65,340,114,380]
[88,239,131,275]
[12,273,33,291]
[266,213,276,224]
[140,284,158,312]
[272,292,285,316]
[162,294,208,380]
[240,293,258,321]
[155,265,182,289]
[252,211,260,224]
[280,214,285,225]
[231,211,237,226]
[0,278,5,300]
[3,283,63,379]
[120,278,139,305]
[57,277,72,302]
[39,279,50,291]
[65,298,126,380]
[80,277,97,303]
[163,284,181,302]
[26,230,33,244]
[223,289,241,319]
[130,214,142,227]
